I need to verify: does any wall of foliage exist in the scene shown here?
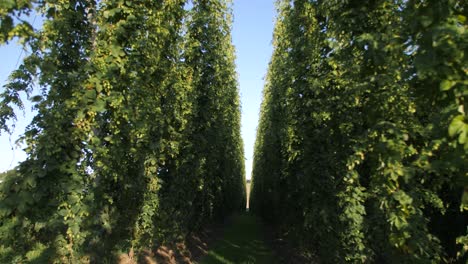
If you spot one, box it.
[0,0,246,262]
[250,0,467,263]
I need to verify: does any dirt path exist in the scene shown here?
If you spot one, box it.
[198,213,277,264]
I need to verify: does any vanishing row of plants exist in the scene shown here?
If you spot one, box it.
[0,0,245,262]
[251,0,467,263]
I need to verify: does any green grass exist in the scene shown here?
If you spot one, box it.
[199,213,277,264]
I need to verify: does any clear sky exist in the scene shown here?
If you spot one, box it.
[232,1,275,179]
[0,1,277,180]
[0,34,33,173]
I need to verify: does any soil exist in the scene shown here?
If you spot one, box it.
[118,213,318,264]
[117,220,226,264]
[262,223,320,264]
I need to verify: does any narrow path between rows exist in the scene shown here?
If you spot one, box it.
[199,213,277,264]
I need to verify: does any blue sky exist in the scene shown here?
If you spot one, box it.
[0,33,34,173]
[0,1,276,179]
[233,1,275,179]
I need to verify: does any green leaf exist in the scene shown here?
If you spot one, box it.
[92,98,106,112]
[85,89,96,100]
[30,95,42,103]
[420,16,433,28]
[457,15,466,23]
[461,188,468,212]
[58,209,68,217]
[440,80,456,91]
[448,115,466,138]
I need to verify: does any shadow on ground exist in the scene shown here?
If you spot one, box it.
[199,213,277,264]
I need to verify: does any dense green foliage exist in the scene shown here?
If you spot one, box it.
[0,0,245,262]
[250,0,467,263]
[184,0,246,226]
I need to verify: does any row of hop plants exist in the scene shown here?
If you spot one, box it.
[250,0,467,263]
[0,0,246,262]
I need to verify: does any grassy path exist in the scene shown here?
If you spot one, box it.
[199,213,277,264]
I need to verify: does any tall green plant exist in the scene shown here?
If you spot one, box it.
[251,0,467,263]
[0,1,96,261]
[1,0,246,262]
[250,0,290,224]
[184,0,245,227]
